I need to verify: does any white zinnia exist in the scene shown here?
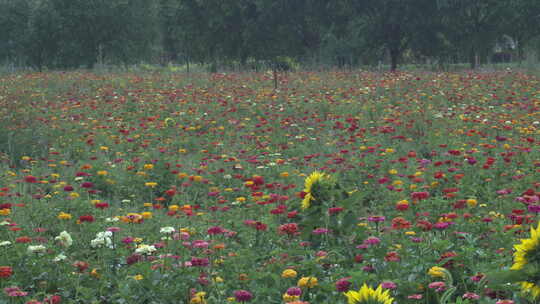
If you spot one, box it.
[160,227,175,234]
[55,231,73,247]
[135,244,156,255]
[28,245,47,254]
[53,253,67,262]
[91,231,113,249]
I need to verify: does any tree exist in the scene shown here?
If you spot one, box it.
[499,0,540,63]
[345,0,440,71]
[0,0,31,65]
[438,0,503,69]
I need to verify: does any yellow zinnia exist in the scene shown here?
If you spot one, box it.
[344,284,394,304]
[281,269,297,278]
[428,266,447,278]
[297,276,318,288]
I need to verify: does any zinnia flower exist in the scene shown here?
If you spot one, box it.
[298,276,318,288]
[0,266,12,278]
[233,290,253,302]
[428,266,447,278]
[344,284,394,304]
[282,269,297,278]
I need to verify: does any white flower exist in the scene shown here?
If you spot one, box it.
[96,231,113,238]
[106,217,119,222]
[53,253,67,262]
[55,231,73,247]
[135,244,156,255]
[0,221,10,226]
[121,199,131,203]
[160,227,175,234]
[223,174,232,179]
[74,177,84,181]
[91,231,113,249]
[28,245,47,254]
[0,241,12,247]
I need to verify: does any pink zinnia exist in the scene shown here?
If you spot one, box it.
[463,292,480,300]
[207,226,224,235]
[363,236,381,245]
[381,281,397,290]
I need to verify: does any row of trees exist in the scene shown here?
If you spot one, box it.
[1,0,540,71]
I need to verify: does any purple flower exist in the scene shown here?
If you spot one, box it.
[234,290,253,302]
[363,236,381,245]
[367,216,386,222]
[528,205,540,213]
[286,287,302,296]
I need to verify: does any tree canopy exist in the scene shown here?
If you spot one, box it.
[1,0,539,70]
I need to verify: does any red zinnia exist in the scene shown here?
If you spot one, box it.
[95,202,109,209]
[15,236,32,243]
[24,175,38,183]
[278,223,299,236]
[81,182,94,188]
[411,191,429,200]
[79,215,95,223]
[44,295,62,304]
[0,266,13,278]
[72,261,89,272]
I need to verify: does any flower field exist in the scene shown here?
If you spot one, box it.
[0,71,539,303]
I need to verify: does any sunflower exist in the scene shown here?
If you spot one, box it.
[511,222,540,299]
[301,171,326,210]
[344,284,394,304]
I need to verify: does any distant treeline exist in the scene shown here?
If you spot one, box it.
[1,0,539,71]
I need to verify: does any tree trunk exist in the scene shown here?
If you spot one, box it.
[517,39,524,66]
[273,64,278,90]
[469,48,477,70]
[389,48,399,72]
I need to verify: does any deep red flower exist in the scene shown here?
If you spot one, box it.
[72,261,89,272]
[335,278,352,292]
[411,191,429,200]
[207,226,224,235]
[95,202,109,209]
[24,175,38,183]
[328,207,344,215]
[81,182,94,188]
[78,215,94,223]
[44,295,62,304]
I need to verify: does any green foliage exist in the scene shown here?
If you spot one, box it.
[1,0,540,70]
